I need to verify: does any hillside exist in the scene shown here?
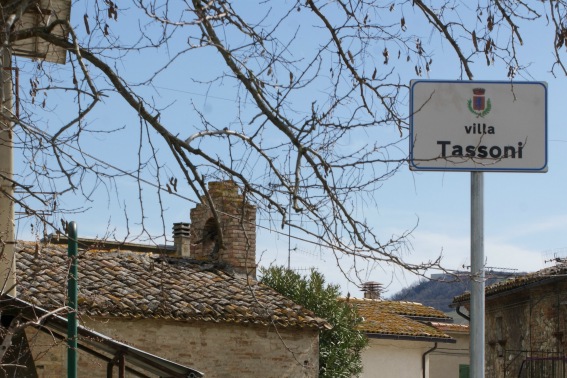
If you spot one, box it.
[388,272,520,313]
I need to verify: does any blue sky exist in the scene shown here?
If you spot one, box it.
[12,1,567,298]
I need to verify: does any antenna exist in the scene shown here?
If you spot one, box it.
[543,247,567,264]
[14,190,59,218]
[292,266,317,273]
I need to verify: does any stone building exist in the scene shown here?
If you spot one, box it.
[452,262,567,377]
[11,181,329,377]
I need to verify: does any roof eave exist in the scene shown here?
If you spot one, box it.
[452,276,563,307]
[365,332,456,344]
[407,316,454,324]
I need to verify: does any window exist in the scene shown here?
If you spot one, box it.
[459,364,470,378]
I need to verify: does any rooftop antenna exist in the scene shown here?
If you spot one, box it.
[543,247,567,264]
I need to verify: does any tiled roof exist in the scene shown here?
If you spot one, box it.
[452,262,567,305]
[429,322,469,334]
[347,298,454,342]
[15,242,330,330]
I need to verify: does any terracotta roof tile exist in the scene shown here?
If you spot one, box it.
[16,242,330,330]
[452,263,567,305]
[347,298,454,341]
[429,322,469,333]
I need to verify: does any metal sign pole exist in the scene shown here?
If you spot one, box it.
[67,221,78,378]
[470,171,485,378]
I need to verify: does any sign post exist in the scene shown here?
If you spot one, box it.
[470,171,484,378]
[410,80,548,378]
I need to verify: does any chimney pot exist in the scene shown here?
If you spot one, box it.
[173,222,191,257]
[362,281,382,300]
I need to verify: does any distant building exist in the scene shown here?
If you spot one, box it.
[349,287,469,378]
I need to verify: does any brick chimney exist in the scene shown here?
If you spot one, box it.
[362,281,382,300]
[189,181,257,278]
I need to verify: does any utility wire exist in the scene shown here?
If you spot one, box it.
[17,121,330,251]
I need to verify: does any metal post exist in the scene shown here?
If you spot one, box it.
[470,171,485,378]
[0,45,15,297]
[67,221,78,378]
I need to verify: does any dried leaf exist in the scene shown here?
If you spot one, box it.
[347,50,354,64]
[415,65,422,76]
[484,38,492,53]
[107,1,118,21]
[556,32,564,49]
[372,67,377,80]
[383,48,389,65]
[83,14,90,35]
[472,30,478,51]
[487,13,494,32]
[401,17,406,31]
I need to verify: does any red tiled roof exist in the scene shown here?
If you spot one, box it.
[347,298,454,342]
[16,242,330,330]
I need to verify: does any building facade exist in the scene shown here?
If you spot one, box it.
[349,296,468,378]
[453,262,567,377]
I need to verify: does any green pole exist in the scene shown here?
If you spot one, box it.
[67,221,78,378]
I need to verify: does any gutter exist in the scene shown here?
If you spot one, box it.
[422,342,438,378]
[456,305,470,321]
[365,333,455,343]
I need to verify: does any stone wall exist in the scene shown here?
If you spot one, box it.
[26,317,319,378]
[485,281,567,378]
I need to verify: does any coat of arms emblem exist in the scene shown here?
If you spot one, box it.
[467,88,491,117]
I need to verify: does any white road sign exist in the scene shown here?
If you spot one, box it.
[409,80,547,172]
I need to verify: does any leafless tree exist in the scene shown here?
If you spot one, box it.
[1,0,566,285]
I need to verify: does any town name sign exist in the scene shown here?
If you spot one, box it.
[409,81,547,172]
